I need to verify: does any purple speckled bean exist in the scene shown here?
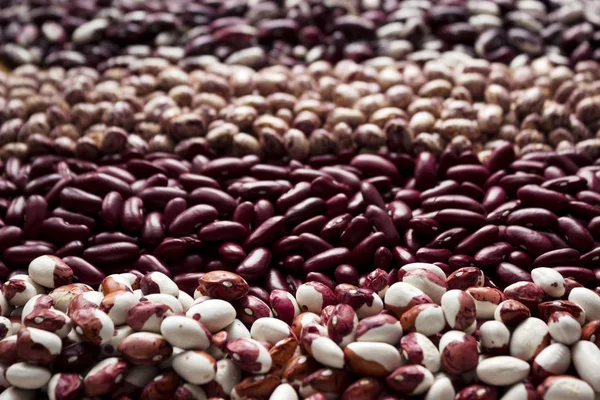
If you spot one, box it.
[62,256,105,286]
[236,248,272,281]
[365,205,400,246]
[244,216,286,250]
[506,208,558,229]
[141,212,165,247]
[291,215,328,236]
[300,233,333,258]
[198,221,248,242]
[153,238,187,262]
[436,209,485,228]
[100,191,123,230]
[505,226,554,257]
[496,262,532,287]
[422,195,485,214]
[83,242,139,264]
[482,186,507,213]
[121,196,145,234]
[60,187,103,214]
[339,216,371,249]
[557,216,594,252]
[517,185,569,213]
[360,181,386,210]
[168,205,218,237]
[553,266,596,286]
[414,152,437,191]
[3,244,55,265]
[454,225,500,255]
[254,199,275,226]
[188,187,237,214]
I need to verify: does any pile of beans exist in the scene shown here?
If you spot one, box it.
[2,0,600,68]
[1,254,599,399]
[3,57,600,162]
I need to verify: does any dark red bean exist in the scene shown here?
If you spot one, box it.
[244,216,286,250]
[474,242,514,268]
[0,226,23,253]
[335,264,359,285]
[153,238,187,262]
[236,248,272,281]
[72,172,131,197]
[140,212,165,247]
[168,205,218,237]
[541,176,587,193]
[347,232,387,268]
[83,242,139,264]
[508,251,533,270]
[24,173,62,195]
[576,191,600,206]
[304,247,350,274]
[504,226,554,257]
[568,201,600,220]
[200,157,247,179]
[409,217,441,235]
[138,186,188,209]
[414,152,437,191]
[541,232,570,249]
[306,272,335,291]
[163,198,187,229]
[350,154,400,181]
[496,262,532,287]
[60,187,103,213]
[126,159,166,178]
[581,247,600,267]
[557,216,595,252]
[482,186,507,212]
[271,236,302,257]
[178,173,220,191]
[387,200,412,229]
[415,247,452,263]
[52,208,96,230]
[134,254,172,277]
[284,196,326,225]
[278,254,304,273]
[320,166,361,193]
[320,214,352,245]
[291,215,328,236]
[198,221,248,242]
[188,187,237,214]
[365,205,400,246]
[394,189,421,209]
[446,164,490,185]
[254,199,274,226]
[576,169,600,192]
[276,182,311,213]
[40,217,89,245]
[533,248,581,268]
[373,247,393,270]
[448,255,476,270]
[219,242,247,264]
[360,181,386,210]
[55,241,85,258]
[392,246,417,267]
[428,227,469,249]
[175,272,205,296]
[100,191,123,230]
[62,256,105,286]
[553,266,596,286]
[339,216,371,249]
[544,166,566,179]
[5,196,25,226]
[506,208,558,229]
[487,142,515,173]
[289,168,329,182]
[436,209,486,228]
[97,166,135,184]
[421,194,485,214]
[509,160,546,175]
[3,244,54,265]
[499,174,545,195]
[120,197,145,234]
[264,268,289,293]
[325,193,348,218]
[23,195,49,239]
[457,182,485,201]
[300,233,333,258]
[250,164,289,181]
[420,180,460,201]
[311,176,350,199]
[486,200,521,225]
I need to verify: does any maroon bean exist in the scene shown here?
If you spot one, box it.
[365,205,400,246]
[506,208,558,229]
[320,167,361,193]
[541,176,587,193]
[436,209,486,228]
[236,181,290,201]
[482,186,507,212]
[72,172,131,197]
[198,221,248,242]
[446,164,490,185]
[415,247,452,263]
[347,192,366,215]
[339,216,371,249]
[508,251,533,269]
[360,181,386,209]
[246,287,271,307]
[581,247,600,267]
[178,173,220,191]
[140,212,165,247]
[300,233,333,258]
[448,255,476,270]
[350,154,400,181]
[568,201,600,220]
[24,173,62,195]
[311,176,350,199]
[576,169,600,192]
[373,247,393,270]
[278,254,304,273]
[276,182,311,213]
[5,195,25,226]
[100,191,123,230]
[120,196,144,234]
[89,232,138,246]
[3,244,54,265]
[504,226,554,257]
[83,242,139,264]
[422,194,485,214]
[219,242,247,264]
[392,246,417,267]
[250,164,289,180]
[162,198,187,230]
[387,200,412,229]
[320,214,352,245]
[254,199,275,226]
[233,204,258,232]
[326,193,349,218]
[264,268,289,293]
[304,248,350,274]
[510,160,546,175]
[52,208,96,230]
[306,272,335,291]
[60,187,103,214]
[499,174,545,195]
[544,166,566,179]
[134,254,172,277]
[138,186,188,209]
[40,217,89,244]
[291,215,328,236]
[188,187,237,214]
[200,157,248,179]
[289,168,329,182]
[55,241,85,258]
[395,189,421,209]
[153,238,188,262]
[457,182,485,201]
[414,152,437,191]
[97,166,135,184]
[0,226,23,252]
[576,190,600,206]
[486,200,521,225]
[557,216,594,252]
[244,216,286,250]
[236,248,272,281]
[420,180,460,201]
[271,236,302,257]
[174,272,205,296]
[23,195,49,239]
[168,205,218,237]
[335,265,359,285]
[474,242,514,268]
[487,142,515,173]
[533,248,581,268]
[428,227,469,249]
[496,262,532,287]
[127,159,166,178]
[553,266,596,285]
[541,232,570,249]
[62,256,105,286]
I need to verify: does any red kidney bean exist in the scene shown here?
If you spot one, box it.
[168,205,218,237]
[436,209,485,228]
[508,251,532,269]
[533,249,581,268]
[154,238,189,262]
[217,242,246,264]
[517,185,569,213]
[325,193,348,218]
[505,226,554,257]
[41,217,90,244]
[499,174,545,195]
[73,172,131,197]
[487,141,515,173]
[304,247,350,274]
[60,187,103,214]
[5,195,25,226]
[162,198,187,230]
[3,244,54,265]
[510,160,546,175]
[409,217,441,235]
[339,216,371,249]
[188,187,237,214]
[291,215,328,236]
[374,247,393,270]
[97,166,135,184]
[474,242,514,268]
[457,182,485,201]
[299,233,334,259]
[576,169,600,192]
[541,176,587,193]
[276,182,311,213]
[454,225,500,255]
[446,164,490,185]
[178,173,220,191]
[200,157,248,179]
[387,200,412,229]
[24,173,62,195]
[395,189,421,209]
[244,216,286,250]
[52,208,96,230]
[569,201,600,220]
[347,232,386,268]
[365,205,400,246]
[62,256,105,286]
[506,208,558,229]
[428,228,469,249]
[416,247,452,263]
[552,266,596,286]
[271,236,301,257]
[0,226,23,252]
[420,180,460,201]
[347,192,366,215]
[23,195,48,239]
[290,168,329,182]
[414,152,437,191]
[392,246,417,267]
[580,248,600,267]
[320,214,352,245]
[335,264,359,285]
[360,181,386,210]
[134,254,172,277]
[89,232,137,246]
[588,216,600,238]
[278,254,304,273]
[350,154,400,182]
[100,191,123,230]
[138,186,188,209]
[127,159,166,178]
[254,199,275,226]
[264,268,289,293]
[250,164,289,180]
[306,272,336,291]
[544,166,566,179]
[422,194,485,214]
[83,242,139,264]
[140,212,165,247]
[320,167,361,193]
[198,221,248,242]
[404,229,423,253]
[557,216,594,252]
[448,254,476,270]
[311,176,351,199]
[496,262,532,287]
[121,196,145,234]
[55,241,85,258]
[174,272,205,295]
[236,248,272,281]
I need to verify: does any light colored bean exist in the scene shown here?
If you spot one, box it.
[250,317,294,345]
[186,299,236,333]
[476,356,530,385]
[572,340,600,392]
[532,343,571,382]
[172,350,217,385]
[28,255,73,289]
[509,317,550,362]
[344,341,401,376]
[160,315,212,350]
[569,288,600,321]
[5,362,51,389]
[531,267,565,298]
